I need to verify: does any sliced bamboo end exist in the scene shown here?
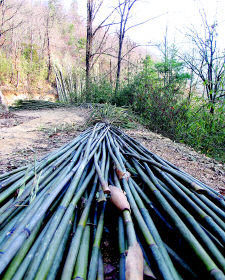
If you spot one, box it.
[103,189,111,195]
[144,262,156,279]
[196,189,207,194]
[191,182,207,194]
[209,268,225,280]
[125,242,144,280]
[109,185,131,212]
[102,183,111,194]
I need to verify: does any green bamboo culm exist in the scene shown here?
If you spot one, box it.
[0,123,224,280]
[73,222,91,280]
[87,202,106,280]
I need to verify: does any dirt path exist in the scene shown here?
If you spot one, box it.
[0,108,224,193]
[0,107,89,171]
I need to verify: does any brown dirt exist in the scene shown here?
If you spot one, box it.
[124,126,225,194]
[0,107,90,172]
[0,107,224,194]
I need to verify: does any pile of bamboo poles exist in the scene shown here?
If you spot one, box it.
[54,65,78,103]
[0,123,224,280]
[10,100,66,111]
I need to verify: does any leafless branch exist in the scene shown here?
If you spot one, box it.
[93,1,125,36]
[125,12,166,32]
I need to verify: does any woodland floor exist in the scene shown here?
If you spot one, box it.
[0,107,224,194]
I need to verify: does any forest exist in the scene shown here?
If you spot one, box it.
[0,0,224,162]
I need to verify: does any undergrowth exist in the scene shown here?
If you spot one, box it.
[81,60,224,162]
[85,103,137,129]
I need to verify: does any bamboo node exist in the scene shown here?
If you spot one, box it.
[23,227,31,237]
[115,167,131,181]
[102,183,111,194]
[7,229,15,236]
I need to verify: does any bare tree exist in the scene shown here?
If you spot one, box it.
[9,23,22,87]
[0,0,23,110]
[86,0,121,100]
[183,12,225,114]
[0,0,23,46]
[45,13,52,81]
[115,0,137,95]
[86,0,94,97]
[114,0,162,96]
[45,0,58,81]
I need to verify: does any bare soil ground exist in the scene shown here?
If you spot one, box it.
[0,108,89,172]
[0,108,224,194]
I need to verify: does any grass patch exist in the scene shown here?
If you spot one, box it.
[85,103,137,129]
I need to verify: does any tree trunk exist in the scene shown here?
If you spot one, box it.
[46,17,51,81]
[209,95,215,114]
[210,105,214,114]
[109,59,112,85]
[0,90,8,112]
[86,0,93,102]
[115,39,123,98]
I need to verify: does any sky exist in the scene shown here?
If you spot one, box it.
[64,0,225,55]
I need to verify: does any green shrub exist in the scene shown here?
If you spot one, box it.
[0,52,12,83]
[86,103,136,128]
[114,55,224,162]
[115,55,189,136]
[87,78,113,103]
[176,99,225,162]
[20,44,48,84]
